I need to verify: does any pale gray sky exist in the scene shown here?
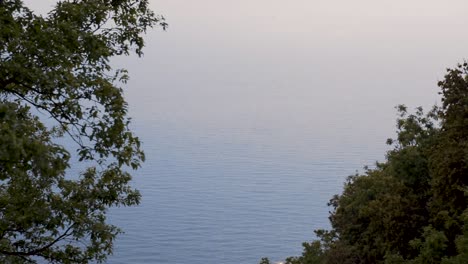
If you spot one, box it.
[22,0,468,134]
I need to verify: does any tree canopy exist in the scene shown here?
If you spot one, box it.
[0,0,166,262]
[261,62,468,264]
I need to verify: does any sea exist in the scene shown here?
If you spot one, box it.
[25,0,467,263]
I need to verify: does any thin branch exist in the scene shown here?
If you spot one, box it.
[0,224,76,257]
[4,87,85,149]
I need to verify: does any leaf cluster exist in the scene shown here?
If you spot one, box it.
[261,62,468,264]
[0,0,165,262]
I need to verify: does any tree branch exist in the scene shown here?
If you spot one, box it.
[0,223,76,257]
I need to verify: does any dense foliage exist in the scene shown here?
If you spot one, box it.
[261,62,468,264]
[0,0,165,262]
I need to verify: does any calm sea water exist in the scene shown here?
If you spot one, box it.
[24,1,467,263]
[102,0,463,261]
[107,118,389,264]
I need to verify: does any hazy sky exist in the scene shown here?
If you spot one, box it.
[128,1,467,124]
[23,0,468,134]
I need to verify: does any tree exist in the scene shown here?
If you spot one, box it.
[264,62,468,263]
[0,0,166,262]
[429,63,468,254]
[294,106,440,264]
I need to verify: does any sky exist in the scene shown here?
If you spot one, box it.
[20,0,468,141]
[122,0,467,130]
[21,0,468,148]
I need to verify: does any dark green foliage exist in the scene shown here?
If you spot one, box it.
[261,62,468,264]
[282,242,324,264]
[442,209,468,264]
[429,64,468,253]
[0,0,165,263]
